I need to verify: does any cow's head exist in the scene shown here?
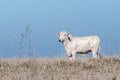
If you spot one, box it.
[57,31,71,43]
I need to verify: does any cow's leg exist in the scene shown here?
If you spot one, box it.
[72,54,75,60]
[92,49,98,58]
[68,52,76,61]
[82,52,87,59]
[67,52,73,60]
[68,54,75,60]
[92,42,100,58]
[69,55,75,61]
[68,54,72,60]
[71,50,76,60]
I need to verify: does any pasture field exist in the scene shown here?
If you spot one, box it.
[0,57,120,80]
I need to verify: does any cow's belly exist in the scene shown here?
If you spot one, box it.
[75,45,92,53]
[76,50,91,54]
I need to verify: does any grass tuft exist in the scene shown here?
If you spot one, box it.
[0,57,120,80]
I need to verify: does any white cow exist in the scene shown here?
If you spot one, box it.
[57,31,101,60]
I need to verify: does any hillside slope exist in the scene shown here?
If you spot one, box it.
[0,57,120,80]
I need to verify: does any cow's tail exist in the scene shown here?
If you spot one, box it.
[98,45,102,58]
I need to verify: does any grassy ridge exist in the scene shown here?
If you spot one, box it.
[0,57,120,80]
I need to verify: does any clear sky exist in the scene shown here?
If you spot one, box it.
[0,0,120,58]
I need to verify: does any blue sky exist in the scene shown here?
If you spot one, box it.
[0,0,120,58]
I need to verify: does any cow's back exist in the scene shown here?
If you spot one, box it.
[71,36,100,52]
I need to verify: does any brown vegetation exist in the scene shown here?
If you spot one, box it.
[0,57,120,80]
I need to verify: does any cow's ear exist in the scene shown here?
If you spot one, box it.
[68,34,71,41]
[57,33,60,36]
[68,37,71,41]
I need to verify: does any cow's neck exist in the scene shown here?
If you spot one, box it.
[63,40,71,45]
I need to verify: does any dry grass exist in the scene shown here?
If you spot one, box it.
[0,57,120,80]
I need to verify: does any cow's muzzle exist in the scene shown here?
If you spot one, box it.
[59,40,61,42]
[59,39,65,43]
